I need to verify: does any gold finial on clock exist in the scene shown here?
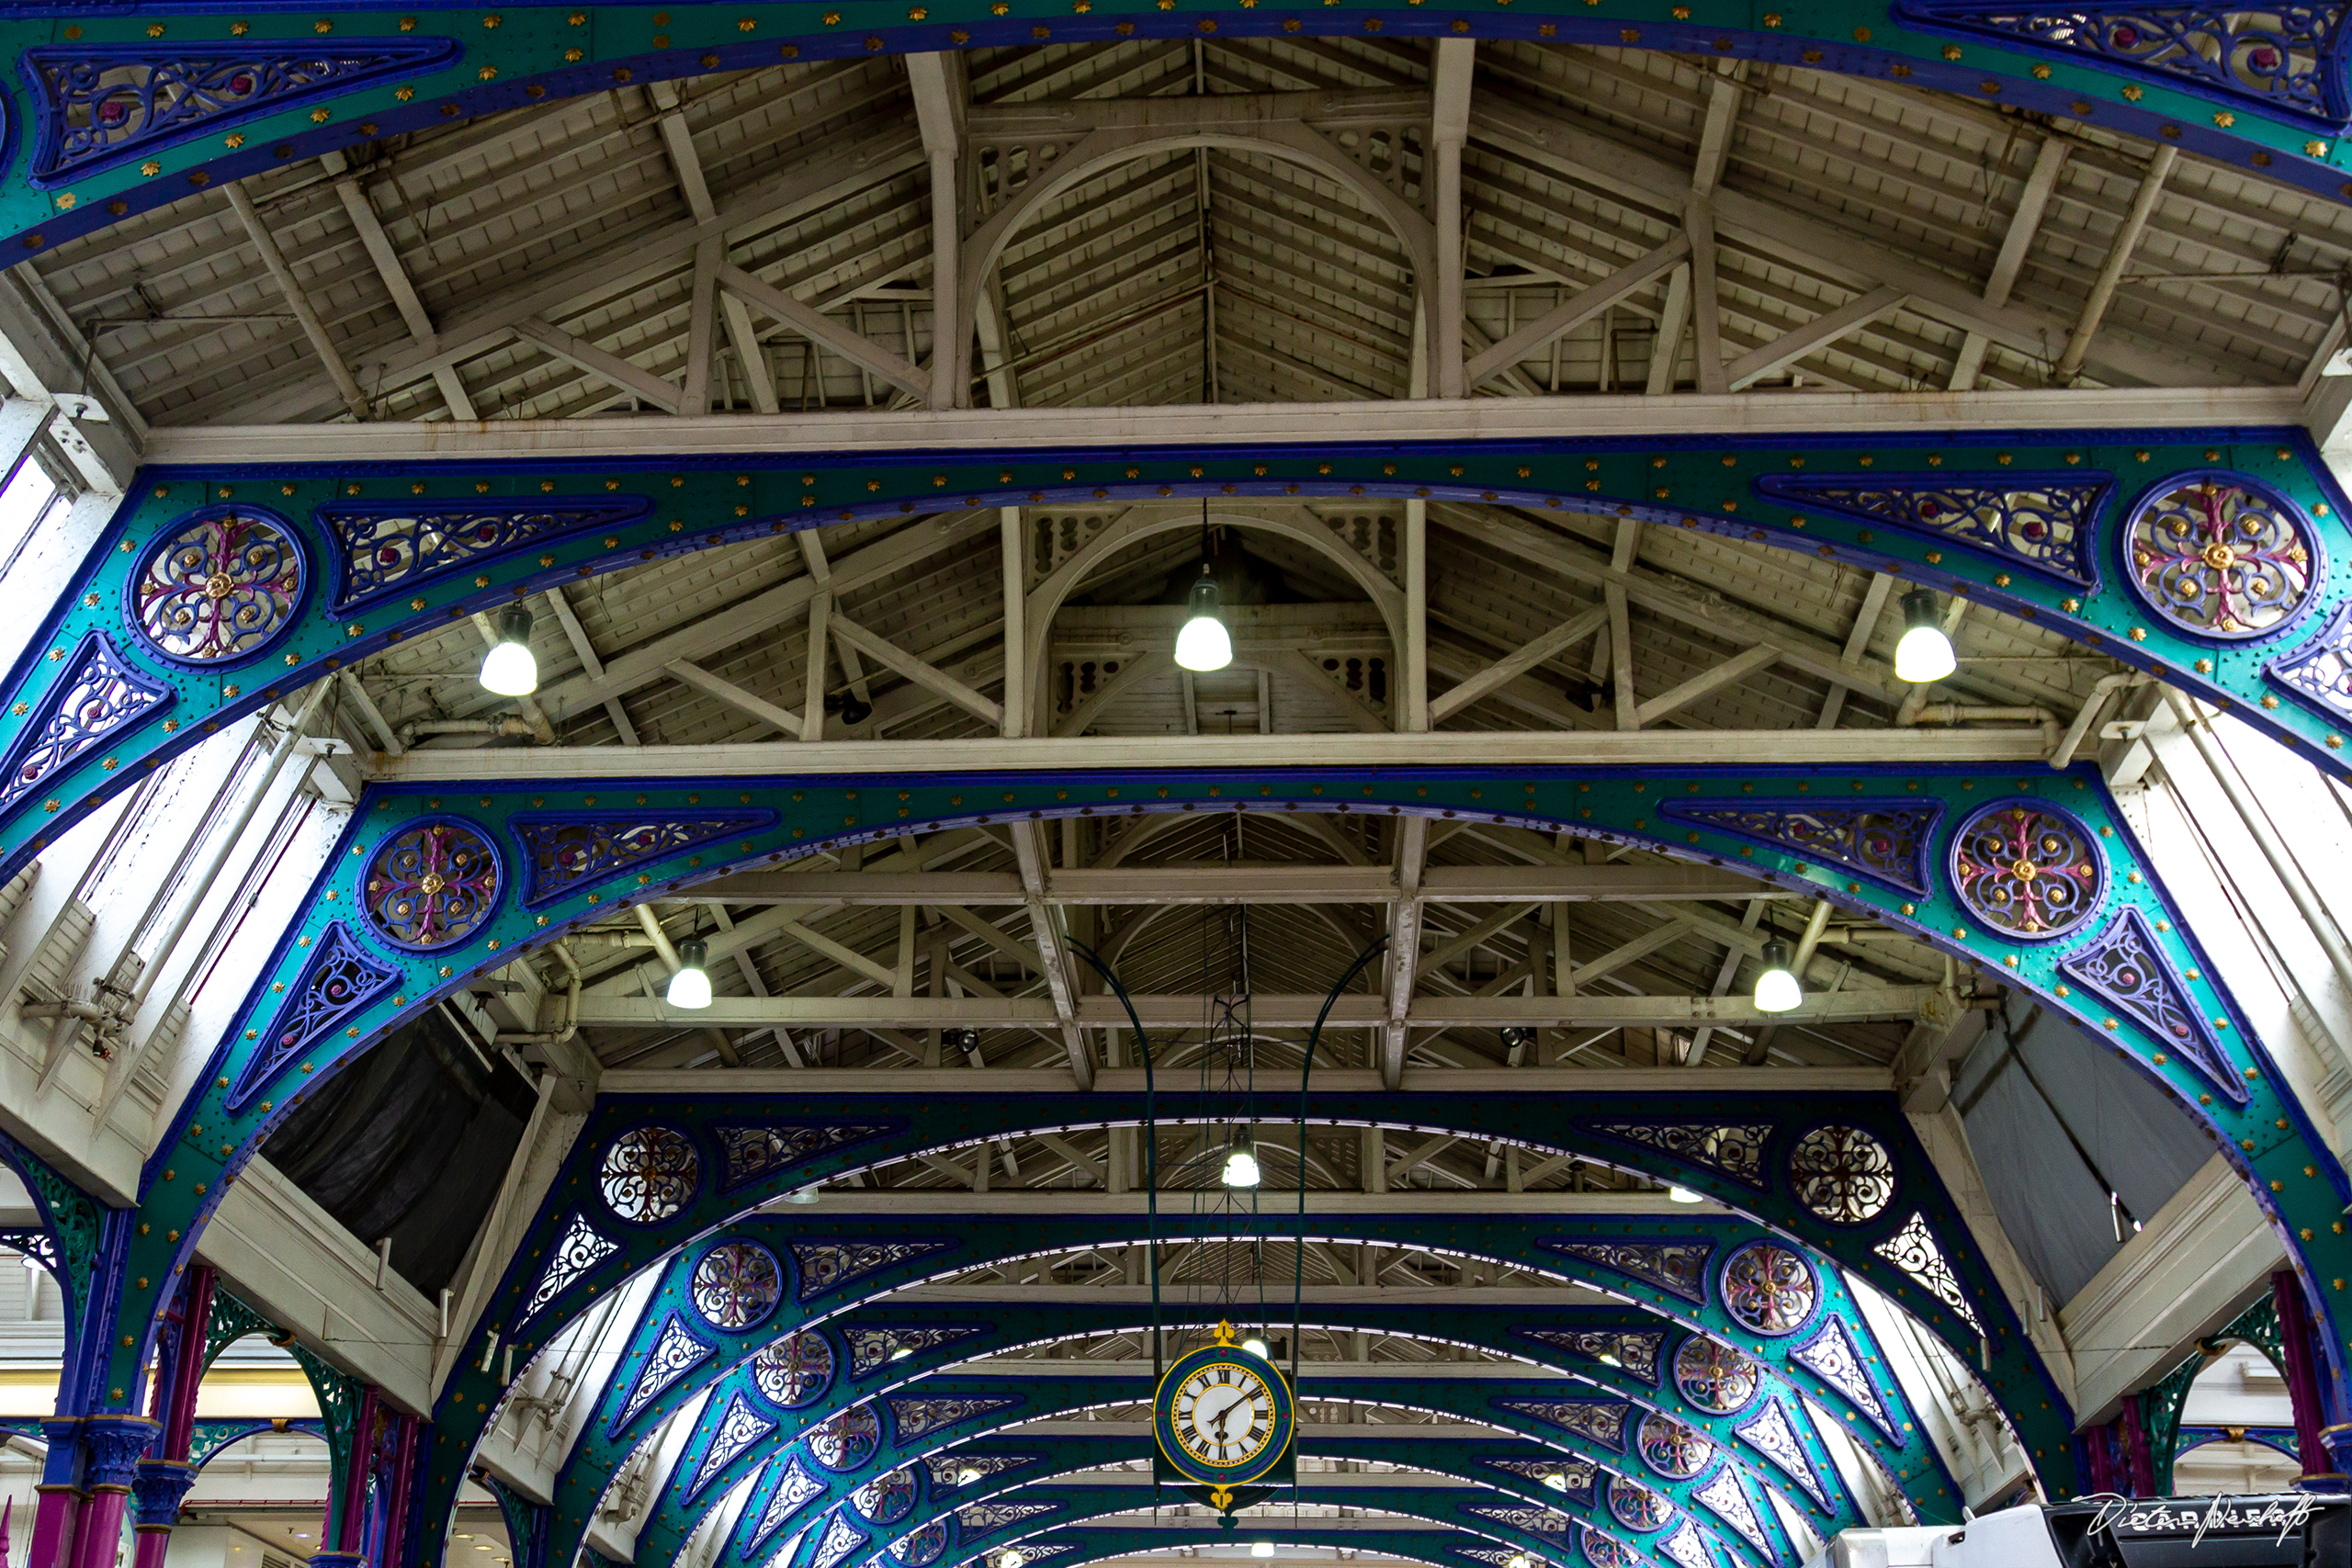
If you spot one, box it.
[1214,1319,1238,1346]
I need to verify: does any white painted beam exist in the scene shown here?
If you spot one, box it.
[682,863,1795,905]
[1724,287,1906,391]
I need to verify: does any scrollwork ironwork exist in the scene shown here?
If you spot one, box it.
[515,1212,619,1328]
[1538,1237,1714,1305]
[1692,1467,1770,1556]
[1790,1315,1898,1441]
[1871,1212,1984,1335]
[714,1121,899,1193]
[852,1467,916,1525]
[600,1125,701,1224]
[808,1404,882,1471]
[1950,798,2106,941]
[690,1241,782,1331]
[608,1314,713,1435]
[752,1330,836,1410]
[2268,599,2352,723]
[845,1325,991,1379]
[1672,1337,1759,1416]
[228,919,397,1112]
[1753,472,2108,585]
[1585,1122,1772,1189]
[363,817,503,951]
[2123,472,2319,640]
[789,1239,957,1302]
[889,1520,949,1566]
[127,508,305,666]
[1493,1397,1630,1452]
[320,498,651,610]
[1657,799,1942,896]
[685,1393,776,1500]
[1635,1413,1713,1480]
[1604,1477,1670,1533]
[0,632,171,812]
[1787,1125,1897,1224]
[887,1394,1022,1441]
[1514,1328,1665,1386]
[742,1456,826,1553]
[1732,1398,1833,1511]
[1720,1241,1819,1337]
[2058,904,2245,1102]
[512,812,775,909]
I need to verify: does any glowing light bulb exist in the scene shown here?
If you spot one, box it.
[479,604,539,696]
[1668,1186,1702,1204]
[1222,1146,1261,1188]
[1251,1545,1274,1559]
[1753,940,1801,1014]
[1175,566,1232,672]
[1894,589,1956,683]
[1242,1337,1271,1359]
[666,937,713,1009]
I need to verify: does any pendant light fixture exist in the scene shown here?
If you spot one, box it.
[666,937,713,1010]
[1894,589,1957,683]
[1752,939,1802,1013]
[478,604,539,696]
[1174,502,1232,672]
[1221,1135,1261,1189]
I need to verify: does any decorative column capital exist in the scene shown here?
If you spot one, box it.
[128,1461,197,1530]
[2307,1423,2352,1493]
[79,1417,159,1493]
[310,1551,371,1568]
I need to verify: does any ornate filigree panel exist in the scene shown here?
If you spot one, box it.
[742,1456,827,1553]
[1732,1399,1832,1511]
[1657,800,1943,896]
[1719,1242,1818,1337]
[2058,905,2245,1101]
[716,1122,898,1193]
[956,1502,1060,1540]
[1584,1122,1773,1189]
[1635,1413,1713,1481]
[1790,1315,1897,1441]
[1514,1328,1665,1386]
[2123,473,2320,640]
[21,41,458,183]
[1493,1397,1630,1452]
[1604,1477,1669,1533]
[1539,1238,1714,1304]
[2268,600,2352,723]
[852,1467,916,1525]
[1464,1505,1574,1535]
[363,817,503,951]
[508,811,774,911]
[1871,1212,1984,1334]
[1900,0,2348,124]
[609,1314,713,1435]
[889,1520,949,1566]
[924,1453,1038,1490]
[515,1212,618,1329]
[227,919,397,1112]
[808,1404,882,1471]
[1752,473,2108,585]
[686,1393,776,1501]
[846,1325,991,1379]
[1786,1125,1897,1224]
[1481,1455,1598,1506]
[1657,1520,1711,1568]
[753,1331,837,1410]
[1950,799,2106,941]
[319,498,651,611]
[812,1511,868,1568]
[0,632,170,812]
[691,1241,782,1331]
[1579,1529,1634,1568]
[127,508,305,665]
[790,1240,958,1303]
[1671,1337,1759,1416]
[601,1125,701,1224]
[887,1394,1022,1441]
[1692,1468,1770,1557]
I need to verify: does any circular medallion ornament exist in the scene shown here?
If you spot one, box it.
[1152,1322,1296,1489]
[599,1124,701,1224]
[1634,1412,1713,1481]
[1949,799,2106,942]
[752,1330,835,1409]
[2123,473,2319,641]
[891,1521,949,1567]
[1605,1477,1671,1533]
[1787,1125,1897,1224]
[809,1404,882,1472]
[691,1241,782,1331]
[1579,1529,1634,1568]
[128,507,307,665]
[1671,1337,1759,1416]
[1720,1241,1819,1337]
[854,1468,917,1525]
[362,817,503,951]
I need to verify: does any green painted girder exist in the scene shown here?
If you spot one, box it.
[187,1416,324,1470]
[700,1428,1747,1568]
[503,1153,1984,1568]
[4,0,2352,259]
[964,1523,1539,1568]
[807,1480,1714,1568]
[108,761,2346,1546]
[622,1294,1888,1568]
[638,1374,1779,1568]
[11,430,2352,895]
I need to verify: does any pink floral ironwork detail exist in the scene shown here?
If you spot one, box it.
[1635,1412,1714,1480]
[363,817,501,950]
[1671,1336,1759,1416]
[1950,800,2105,941]
[2125,474,2317,640]
[753,1330,836,1409]
[130,508,304,665]
[1720,1241,1818,1337]
[1605,1476,1671,1533]
[808,1404,881,1471]
[599,1124,700,1224]
[690,1241,781,1330]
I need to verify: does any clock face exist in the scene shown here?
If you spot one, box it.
[1170,1359,1278,1469]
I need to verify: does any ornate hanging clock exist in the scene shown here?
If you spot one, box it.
[1153,1321,1296,1497]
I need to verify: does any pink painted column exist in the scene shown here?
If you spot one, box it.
[27,1420,85,1568]
[130,1269,214,1568]
[2272,1269,2339,1486]
[68,1419,156,1568]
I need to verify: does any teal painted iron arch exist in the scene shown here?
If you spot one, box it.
[587,1263,1919,1568]
[103,768,2343,1515]
[928,1522,1583,1568]
[6,0,2352,263]
[8,429,2352,900]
